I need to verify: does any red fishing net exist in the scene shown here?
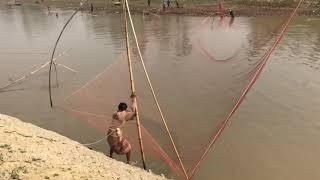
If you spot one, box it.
[57,11,292,179]
[0,3,299,179]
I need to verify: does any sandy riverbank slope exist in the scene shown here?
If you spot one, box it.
[0,114,168,180]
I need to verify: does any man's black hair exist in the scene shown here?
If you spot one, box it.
[229,9,235,18]
[118,102,128,112]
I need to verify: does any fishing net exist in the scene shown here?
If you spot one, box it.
[57,11,292,179]
[0,3,298,179]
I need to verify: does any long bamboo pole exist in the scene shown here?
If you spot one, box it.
[123,1,147,170]
[124,0,188,179]
[49,10,78,107]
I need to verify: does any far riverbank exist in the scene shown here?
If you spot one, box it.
[4,0,320,16]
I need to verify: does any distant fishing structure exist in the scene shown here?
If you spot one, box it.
[48,0,90,107]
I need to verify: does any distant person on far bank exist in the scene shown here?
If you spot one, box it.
[90,3,94,12]
[218,1,224,18]
[229,9,235,18]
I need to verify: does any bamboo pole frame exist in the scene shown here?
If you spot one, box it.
[49,10,78,107]
[122,1,147,170]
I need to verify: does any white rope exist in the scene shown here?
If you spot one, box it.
[81,131,112,146]
[0,49,71,91]
[82,135,109,146]
[56,63,78,73]
[63,53,125,103]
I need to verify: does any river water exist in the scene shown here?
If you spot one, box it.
[0,5,320,180]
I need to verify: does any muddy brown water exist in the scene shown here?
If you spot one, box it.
[1,5,320,180]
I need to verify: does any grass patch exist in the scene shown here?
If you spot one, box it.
[31,157,41,162]
[0,144,11,149]
[10,166,27,180]
[0,153,3,164]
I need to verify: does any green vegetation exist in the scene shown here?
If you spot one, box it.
[24,160,31,164]
[10,170,20,180]
[0,153,3,164]
[0,144,11,149]
[10,166,27,180]
[31,157,42,162]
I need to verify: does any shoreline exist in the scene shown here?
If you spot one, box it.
[0,114,168,180]
[3,0,320,16]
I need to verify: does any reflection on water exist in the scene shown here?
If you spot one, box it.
[1,5,320,180]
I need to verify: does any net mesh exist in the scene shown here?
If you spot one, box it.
[58,13,288,179]
[0,5,293,179]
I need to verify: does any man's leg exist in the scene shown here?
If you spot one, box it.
[125,150,131,164]
[109,147,114,158]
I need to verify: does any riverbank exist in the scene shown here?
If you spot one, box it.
[4,0,320,16]
[0,114,168,180]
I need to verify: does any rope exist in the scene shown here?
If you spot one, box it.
[63,52,125,104]
[56,63,78,73]
[81,132,111,146]
[124,0,189,179]
[81,127,120,147]
[189,0,304,178]
[0,49,70,91]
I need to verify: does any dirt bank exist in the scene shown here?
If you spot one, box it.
[7,0,320,16]
[0,114,168,180]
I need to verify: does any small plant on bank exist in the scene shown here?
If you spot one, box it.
[10,166,27,180]
[31,157,41,162]
[0,153,3,164]
[0,144,11,149]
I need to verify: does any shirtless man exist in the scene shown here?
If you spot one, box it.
[107,95,137,164]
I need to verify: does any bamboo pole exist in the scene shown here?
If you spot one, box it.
[49,10,78,107]
[124,0,188,179]
[123,1,147,170]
